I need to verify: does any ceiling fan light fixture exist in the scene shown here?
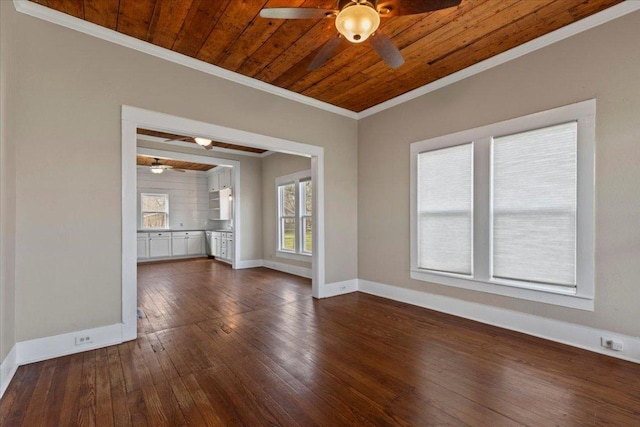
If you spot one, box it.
[194,137,211,146]
[150,165,164,174]
[335,2,380,43]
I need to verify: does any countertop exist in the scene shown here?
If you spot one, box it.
[137,229,206,233]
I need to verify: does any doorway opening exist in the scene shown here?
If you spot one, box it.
[121,106,325,340]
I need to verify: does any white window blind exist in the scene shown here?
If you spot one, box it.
[417,143,473,274]
[492,122,577,286]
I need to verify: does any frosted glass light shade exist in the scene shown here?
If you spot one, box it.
[194,137,211,146]
[150,166,164,174]
[335,3,380,43]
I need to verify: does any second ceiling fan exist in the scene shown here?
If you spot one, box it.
[260,0,462,70]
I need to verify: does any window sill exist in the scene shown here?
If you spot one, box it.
[277,250,312,263]
[410,269,594,311]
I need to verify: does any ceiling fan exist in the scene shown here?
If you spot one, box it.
[149,158,186,174]
[260,0,462,70]
[164,135,217,151]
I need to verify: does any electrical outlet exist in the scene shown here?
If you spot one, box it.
[601,337,623,351]
[75,335,93,346]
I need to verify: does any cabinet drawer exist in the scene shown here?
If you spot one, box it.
[137,232,149,238]
[172,231,203,238]
[149,232,170,238]
[224,232,233,238]
[221,239,227,248]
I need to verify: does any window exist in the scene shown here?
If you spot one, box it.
[141,193,169,229]
[410,100,595,310]
[277,170,312,258]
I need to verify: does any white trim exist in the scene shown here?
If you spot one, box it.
[263,260,312,279]
[17,323,123,365]
[358,1,640,118]
[276,251,312,263]
[12,0,357,120]
[410,100,596,310]
[358,280,640,364]
[137,255,208,263]
[235,259,264,269]
[318,279,358,298]
[0,345,18,399]
[123,106,326,340]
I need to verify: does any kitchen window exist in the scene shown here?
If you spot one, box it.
[277,170,312,259]
[410,100,595,310]
[141,193,169,229]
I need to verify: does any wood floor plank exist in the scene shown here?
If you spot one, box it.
[2,258,640,426]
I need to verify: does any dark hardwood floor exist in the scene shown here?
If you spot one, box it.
[1,258,639,426]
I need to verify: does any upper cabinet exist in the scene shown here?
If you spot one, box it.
[208,167,232,192]
[219,168,231,189]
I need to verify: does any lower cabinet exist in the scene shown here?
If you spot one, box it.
[138,231,205,261]
[149,232,171,258]
[172,231,205,256]
[137,233,149,259]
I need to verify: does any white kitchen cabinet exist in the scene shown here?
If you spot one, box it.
[208,167,232,193]
[187,233,204,255]
[171,235,188,256]
[225,233,234,261]
[137,233,149,259]
[149,232,171,258]
[212,232,221,257]
[219,232,233,261]
[208,172,220,192]
[218,168,231,189]
[172,231,204,256]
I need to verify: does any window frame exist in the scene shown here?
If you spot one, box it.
[276,169,312,261]
[140,193,170,230]
[410,100,595,311]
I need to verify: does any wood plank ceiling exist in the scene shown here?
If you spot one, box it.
[31,0,622,112]
[137,128,267,154]
[136,155,216,172]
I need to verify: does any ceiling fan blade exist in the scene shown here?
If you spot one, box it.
[377,0,462,17]
[308,34,343,71]
[260,8,336,19]
[204,143,214,150]
[369,31,404,69]
[171,169,187,173]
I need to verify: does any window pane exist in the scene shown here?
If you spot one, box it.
[142,194,168,212]
[143,213,167,229]
[417,144,473,274]
[492,122,577,286]
[302,217,312,253]
[302,181,312,216]
[281,218,296,251]
[279,184,296,216]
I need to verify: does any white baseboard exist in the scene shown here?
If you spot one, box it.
[358,279,640,364]
[137,254,208,263]
[263,260,312,279]
[0,345,18,399]
[319,279,359,298]
[235,259,264,269]
[17,323,124,365]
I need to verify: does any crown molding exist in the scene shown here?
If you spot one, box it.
[12,0,358,120]
[357,1,640,119]
[13,0,640,121]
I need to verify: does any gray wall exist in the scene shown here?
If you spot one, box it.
[9,6,357,342]
[0,1,17,361]
[261,153,312,269]
[358,11,640,337]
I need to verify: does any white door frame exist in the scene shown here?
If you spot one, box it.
[121,106,325,341]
